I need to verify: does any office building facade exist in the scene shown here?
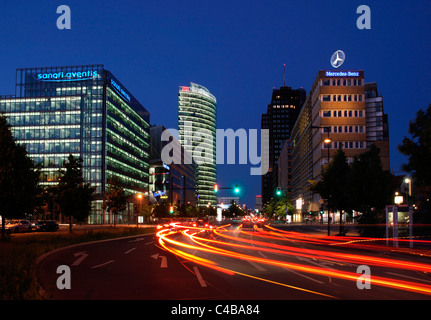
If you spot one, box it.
[149,125,196,206]
[365,82,390,171]
[178,82,217,207]
[0,64,150,223]
[290,70,389,220]
[261,86,306,205]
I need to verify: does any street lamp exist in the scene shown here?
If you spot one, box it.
[311,125,332,236]
[137,193,143,228]
[404,177,412,204]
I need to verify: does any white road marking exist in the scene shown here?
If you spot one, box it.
[247,260,267,272]
[91,260,115,269]
[386,272,431,284]
[71,251,88,266]
[193,266,207,287]
[283,267,325,284]
[160,256,168,268]
[258,251,269,259]
[124,248,136,254]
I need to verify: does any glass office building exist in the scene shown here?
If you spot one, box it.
[178,83,217,207]
[0,64,150,224]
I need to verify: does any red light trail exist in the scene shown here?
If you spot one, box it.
[155,223,431,298]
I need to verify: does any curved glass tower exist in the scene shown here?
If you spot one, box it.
[178,83,217,207]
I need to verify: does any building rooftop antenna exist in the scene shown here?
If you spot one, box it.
[283,63,286,87]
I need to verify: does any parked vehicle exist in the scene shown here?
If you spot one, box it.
[33,220,59,232]
[5,220,33,233]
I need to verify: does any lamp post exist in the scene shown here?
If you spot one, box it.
[311,125,332,236]
[404,177,412,204]
[137,193,143,228]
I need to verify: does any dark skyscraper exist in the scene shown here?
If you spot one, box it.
[261,86,306,205]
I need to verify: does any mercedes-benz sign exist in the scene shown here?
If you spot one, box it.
[330,50,345,68]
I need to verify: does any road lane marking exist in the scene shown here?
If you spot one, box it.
[193,266,207,287]
[160,256,168,268]
[247,260,267,272]
[91,260,115,269]
[129,237,146,242]
[151,253,167,267]
[145,241,154,245]
[71,251,88,266]
[385,272,431,284]
[258,251,269,259]
[124,248,136,254]
[283,267,325,284]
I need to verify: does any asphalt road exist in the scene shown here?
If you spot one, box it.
[36,223,431,300]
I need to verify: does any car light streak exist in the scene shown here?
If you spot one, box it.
[156,224,431,297]
[211,229,431,274]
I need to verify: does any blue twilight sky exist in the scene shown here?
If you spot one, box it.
[0,0,430,208]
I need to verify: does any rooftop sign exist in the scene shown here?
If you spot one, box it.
[36,70,99,81]
[325,71,360,77]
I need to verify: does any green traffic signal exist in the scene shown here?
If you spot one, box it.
[234,185,240,193]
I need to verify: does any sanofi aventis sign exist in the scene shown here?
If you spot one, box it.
[110,78,131,102]
[36,70,99,81]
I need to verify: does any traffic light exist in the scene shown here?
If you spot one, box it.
[276,187,282,196]
[169,206,174,214]
[234,185,240,194]
[214,184,218,193]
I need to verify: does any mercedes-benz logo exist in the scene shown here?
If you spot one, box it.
[330,50,345,68]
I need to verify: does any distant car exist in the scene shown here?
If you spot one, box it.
[5,220,33,233]
[34,220,59,232]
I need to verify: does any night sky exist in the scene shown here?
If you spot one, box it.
[0,0,430,208]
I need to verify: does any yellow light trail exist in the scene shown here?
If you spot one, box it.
[156,225,431,297]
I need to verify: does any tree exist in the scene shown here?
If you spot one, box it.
[103,178,127,227]
[226,200,244,218]
[312,147,351,215]
[55,154,95,232]
[274,197,295,219]
[349,144,394,213]
[312,144,394,236]
[262,197,295,221]
[350,144,394,237]
[398,104,431,213]
[0,115,40,240]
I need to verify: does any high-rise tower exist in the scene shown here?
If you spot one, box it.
[261,86,306,206]
[178,83,217,206]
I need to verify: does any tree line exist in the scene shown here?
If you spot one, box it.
[311,144,394,236]
[0,114,95,239]
[262,103,431,236]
